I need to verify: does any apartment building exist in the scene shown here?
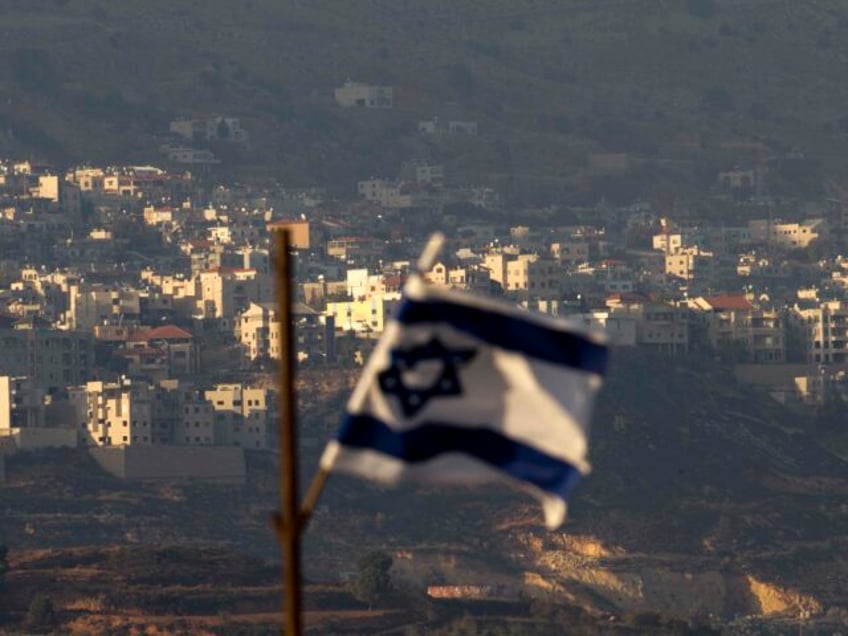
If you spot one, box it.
[603,302,689,354]
[266,219,310,249]
[71,378,217,447]
[749,218,827,249]
[424,262,491,292]
[66,283,142,330]
[195,267,271,328]
[156,380,216,446]
[204,384,272,449]
[326,295,400,335]
[550,241,589,264]
[790,300,848,364]
[71,379,154,447]
[691,295,785,363]
[665,247,714,282]
[236,301,334,363]
[504,255,559,295]
[0,376,45,430]
[652,233,684,255]
[0,320,94,392]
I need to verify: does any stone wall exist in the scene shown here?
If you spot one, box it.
[89,445,246,483]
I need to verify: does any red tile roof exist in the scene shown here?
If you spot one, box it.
[704,294,753,311]
[135,325,194,341]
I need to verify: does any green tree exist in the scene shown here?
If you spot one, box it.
[351,550,393,608]
[26,594,55,629]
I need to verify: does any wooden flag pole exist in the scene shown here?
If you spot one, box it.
[273,228,302,636]
[268,230,449,635]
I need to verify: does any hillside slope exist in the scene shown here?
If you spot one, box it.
[2,353,847,626]
[1,1,847,198]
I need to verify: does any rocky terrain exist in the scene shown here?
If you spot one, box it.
[2,352,848,633]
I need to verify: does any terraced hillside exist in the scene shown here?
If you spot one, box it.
[2,352,847,632]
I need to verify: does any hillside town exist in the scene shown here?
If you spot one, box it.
[0,142,846,480]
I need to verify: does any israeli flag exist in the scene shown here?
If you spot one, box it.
[320,277,608,529]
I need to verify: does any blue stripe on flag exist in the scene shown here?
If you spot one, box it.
[337,413,583,500]
[396,298,607,375]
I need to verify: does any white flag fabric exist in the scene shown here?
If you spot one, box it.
[320,277,608,529]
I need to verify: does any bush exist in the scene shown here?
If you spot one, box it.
[26,595,55,629]
[351,550,393,608]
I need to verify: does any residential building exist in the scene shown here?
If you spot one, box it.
[790,300,848,364]
[0,376,45,430]
[691,295,785,363]
[0,320,94,392]
[236,301,335,363]
[71,379,155,447]
[205,384,273,449]
[266,219,310,249]
[326,295,400,335]
[334,80,393,108]
[551,241,589,264]
[665,247,714,282]
[748,218,827,249]
[157,380,216,446]
[603,301,689,354]
[504,255,560,296]
[169,116,247,144]
[126,325,199,377]
[160,145,219,165]
[402,162,444,187]
[448,120,478,135]
[424,262,491,292]
[652,232,684,255]
[66,283,142,330]
[195,267,270,328]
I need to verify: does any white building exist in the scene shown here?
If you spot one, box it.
[169,116,248,144]
[334,81,393,108]
[71,379,154,447]
[0,376,44,430]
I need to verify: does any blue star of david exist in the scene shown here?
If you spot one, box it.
[378,337,477,417]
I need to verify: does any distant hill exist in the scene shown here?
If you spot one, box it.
[2,0,848,201]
